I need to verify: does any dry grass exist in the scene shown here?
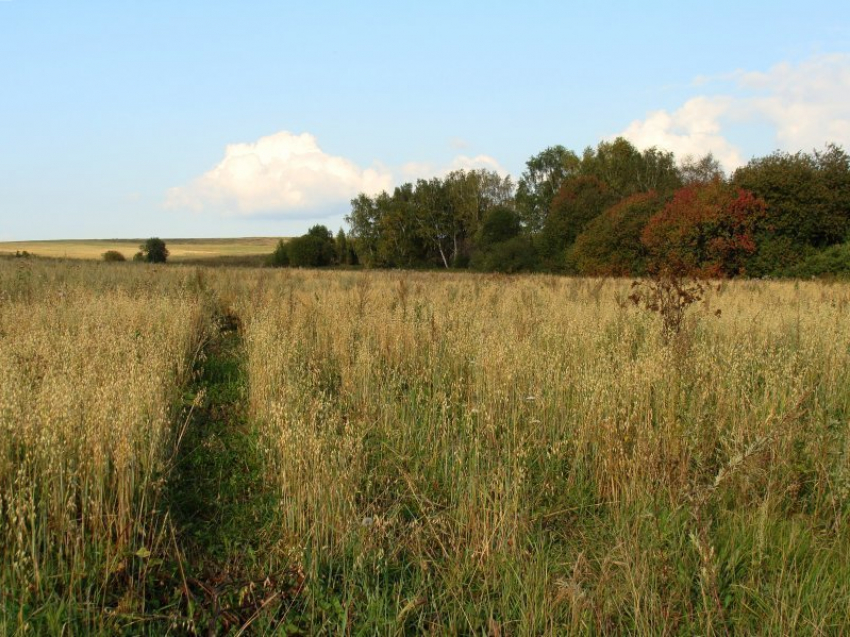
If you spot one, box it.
[2,260,850,634]
[246,271,850,634]
[0,261,205,632]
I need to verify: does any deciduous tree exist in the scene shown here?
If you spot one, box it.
[641,181,767,277]
[569,191,662,276]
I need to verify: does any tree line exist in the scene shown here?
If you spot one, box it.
[272,137,850,278]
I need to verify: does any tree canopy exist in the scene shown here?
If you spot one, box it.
[266,138,850,279]
[139,238,168,264]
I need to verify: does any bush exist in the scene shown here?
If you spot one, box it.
[784,242,850,278]
[288,226,336,267]
[102,250,126,262]
[470,236,539,273]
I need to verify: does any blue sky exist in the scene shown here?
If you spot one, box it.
[1,1,849,240]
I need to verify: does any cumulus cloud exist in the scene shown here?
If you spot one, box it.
[166,131,393,216]
[616,54,850,173]
[619,96,744,173]
[734,54,850,151]
[167,131,510,216]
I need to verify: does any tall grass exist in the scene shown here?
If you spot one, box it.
[247,271,850,634]
[0,261,204,632]
[3,259,850,634]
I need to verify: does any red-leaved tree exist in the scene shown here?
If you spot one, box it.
[641,180,767,277]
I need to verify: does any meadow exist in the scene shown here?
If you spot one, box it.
[0,238,283,264]
[1,258,850,635]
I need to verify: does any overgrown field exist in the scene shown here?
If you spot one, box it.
[2,260,850,634]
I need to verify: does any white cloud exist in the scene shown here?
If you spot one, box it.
[166,131,393,216]
[167,131,510,216]
[619,96,744,173]
[447,154,510,176]
[399,154,509,182]
[734,54,850,151]
[616,54,850,173]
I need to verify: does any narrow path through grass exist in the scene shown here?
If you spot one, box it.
[139,310,300,636]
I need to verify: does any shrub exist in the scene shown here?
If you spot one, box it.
[102,250,126,262]
[628,273,710,343]
[784,242,850,278]
[470,236,539,273]
[288,226,336,267]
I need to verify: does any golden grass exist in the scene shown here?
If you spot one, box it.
[2,261,850,634]
[0,261,205,630]
[0,237,284,261]
[245,271,850,633]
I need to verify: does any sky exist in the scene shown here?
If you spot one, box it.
[1,1,849,240]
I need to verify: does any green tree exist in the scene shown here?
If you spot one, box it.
[140,238,168,263]
[346,193,382,267]
[335,229,352,265]
[376,186,426,267]
[269,239,290,267]
[539,175,617,271]
[732,147,850,269]
[515,145,580,233]
[412,177,456,268]
[477,205,522,247]
[581,138,681,198]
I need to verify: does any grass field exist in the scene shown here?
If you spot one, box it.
[0,237,283,262]
[2,260,850,635]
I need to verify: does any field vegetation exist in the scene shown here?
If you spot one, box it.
[0,238,283,264]
[2,259,850,634]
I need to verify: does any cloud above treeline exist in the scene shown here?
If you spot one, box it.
[618,54,850,173]
[165,131,394,216]
[167,54,850,217]
[165,131,507,218]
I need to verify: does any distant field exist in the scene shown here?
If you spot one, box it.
[0,237,284,262]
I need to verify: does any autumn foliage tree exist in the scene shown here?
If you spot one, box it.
[641,180,767,277]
